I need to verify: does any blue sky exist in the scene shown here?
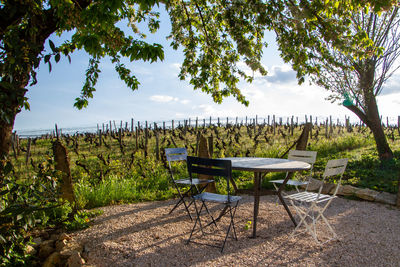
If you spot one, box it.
[13,8,400,133]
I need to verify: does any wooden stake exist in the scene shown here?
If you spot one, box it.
[25,138,31,165]
[154,122,159,160]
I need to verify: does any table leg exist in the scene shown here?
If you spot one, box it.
[252,172,261,238]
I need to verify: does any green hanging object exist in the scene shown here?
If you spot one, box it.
[342,92,354,107]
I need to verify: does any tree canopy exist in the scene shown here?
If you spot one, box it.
[1,0,399,159]
[166,0,399,106]
[1,0,164,122]
[270,4,400,159]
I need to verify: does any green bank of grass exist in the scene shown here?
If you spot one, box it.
[74,156,176,209]
[75,175,174,209]
[308,133,400,194]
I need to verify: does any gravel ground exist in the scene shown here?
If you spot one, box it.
[73,195,400,266]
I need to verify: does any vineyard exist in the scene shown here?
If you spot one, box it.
[9,116,400,209]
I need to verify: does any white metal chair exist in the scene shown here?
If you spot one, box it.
[270,150,317,193]
[284,158,348,244]
[165,148,214,220]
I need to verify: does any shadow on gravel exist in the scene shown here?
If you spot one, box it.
[77,195,400,266]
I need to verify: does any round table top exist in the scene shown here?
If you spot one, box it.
[221,157,311,172]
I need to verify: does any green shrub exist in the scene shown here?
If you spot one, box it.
[0,157,102,266]
[0,160,60,266]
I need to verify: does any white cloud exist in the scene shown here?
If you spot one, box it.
[380,73,400,95]
[169,63,182,77]
[180,99,190,105]
[149,95,179,103]
[171,63,181,70]
[241,85,266,100]
[149,95,190,105]
[262,65,297,84]
[376,92,400,118]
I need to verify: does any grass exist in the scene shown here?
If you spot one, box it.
[75,175,173,209]
[9,123,400,208]
[74,157,175,209]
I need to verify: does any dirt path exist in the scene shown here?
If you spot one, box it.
[73,195,400,266]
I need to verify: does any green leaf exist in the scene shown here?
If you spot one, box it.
[49,40,56,52]
[4,161,13,175]
[55,54,61,63]
[74,98,89,109]
[23,101,30,111]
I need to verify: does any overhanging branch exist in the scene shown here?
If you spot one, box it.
[344,104,368,124]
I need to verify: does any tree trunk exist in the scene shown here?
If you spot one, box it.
[347,60,394,161]
[346,101,393,161]
[1,3,60,170]
[0,119,15,160]
[397,170,400,207]
[0,82,26,169]
[367,111,393,160]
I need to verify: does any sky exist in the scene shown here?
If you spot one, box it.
[13,7,400,134]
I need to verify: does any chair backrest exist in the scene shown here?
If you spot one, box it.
[288,150,317,186]
[165,148,188,181]
[288,150,317,165]
[165,147,188,162]
[322,158,348,179]
[319,158,348,196]
[187,156,232,196]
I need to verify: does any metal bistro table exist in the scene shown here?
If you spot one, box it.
[222,157,311,238]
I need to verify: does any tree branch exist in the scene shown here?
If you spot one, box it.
[344,104,368,124]
[194,1,210,45]
[0,1,30,36]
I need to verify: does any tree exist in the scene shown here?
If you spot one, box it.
[1,0,398,167]
[166,0,398,160]
[0,0,165,161]
[273,4,400,160]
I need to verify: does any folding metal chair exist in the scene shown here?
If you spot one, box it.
[270,150,317,194]
[284,158,348,244]
[186,156,241,252]
[165,148,214,220]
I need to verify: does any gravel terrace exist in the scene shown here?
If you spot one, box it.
[73,195,400,266]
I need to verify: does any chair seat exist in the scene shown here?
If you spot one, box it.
[284,191,336,203]
[175,178,214,185]
[270,179,308,186]
[193,192,241,203]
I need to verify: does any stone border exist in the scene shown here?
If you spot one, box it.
[306,178,397,206]
[27,231,88,267]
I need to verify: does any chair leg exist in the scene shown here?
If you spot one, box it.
[316,208,337,240]
[291,201,339,244]
[169,197,193,220]
[177,183,210,221]
[290,202,319,243]
[220,202,239,252]
[187,200,205,244]
[229,202,239,241]
[202,200,218,228]
[272,182,280,204]
[195,200,206,235]
[170,185,199,220]
[290,203,307,236]
[295,185,301,192]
